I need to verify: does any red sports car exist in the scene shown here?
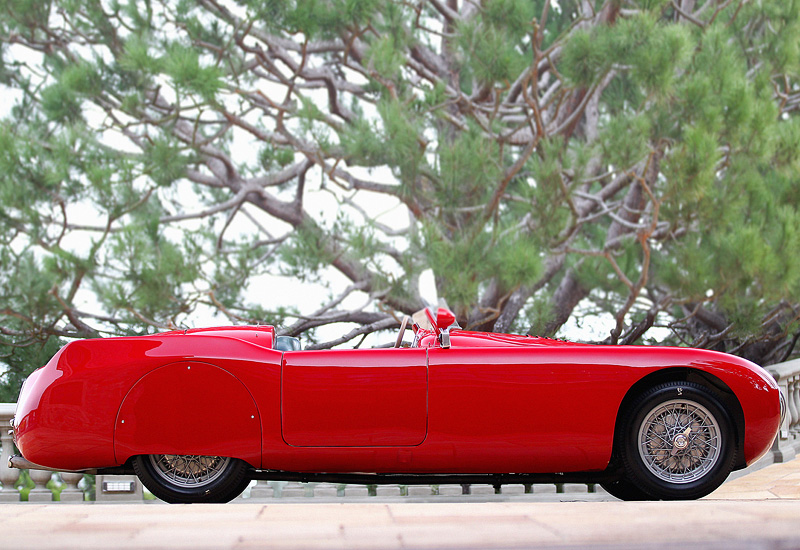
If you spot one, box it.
[11,307,783,503]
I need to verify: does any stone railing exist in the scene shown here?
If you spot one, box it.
[768,358,800,462]
[2,357,799,503]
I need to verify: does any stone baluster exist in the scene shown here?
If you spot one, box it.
[27,469,54,502]
[791,376,800,437]
[0,404,20,502]
[406,485,433,496]
[374,484,401,497]
[785,376,792,433]
[312,483,338,497]
[769,360,800,462]
[343,484,369,497]
[500,484,525,495]
[780,378,793,440]
[248,480,274,499]
[437,484,463,496]
[783,376,792,438]
[280,481,306,497]
[59,472,85,502]
[469,484,496,495]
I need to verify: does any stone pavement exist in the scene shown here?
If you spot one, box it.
[706,457,800,500]
[0,458,798,550]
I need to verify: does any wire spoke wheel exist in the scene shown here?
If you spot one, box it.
[620,381,736,500]
[638,400,721,484]
[149,454,231,488]
[133,454,250,503]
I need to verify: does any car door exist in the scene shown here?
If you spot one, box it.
[281,348,428,446]
[425,345,629,472]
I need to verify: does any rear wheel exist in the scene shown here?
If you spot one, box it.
[620,382,736,500]
[133,454,251,503]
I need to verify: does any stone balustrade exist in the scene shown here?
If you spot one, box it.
[768,358,800,462]
[2,357,799,503]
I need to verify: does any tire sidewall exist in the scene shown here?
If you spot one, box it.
[133,455,250,504]
[621,382,736,500]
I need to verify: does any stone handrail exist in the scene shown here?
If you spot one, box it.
[1,357,799,502]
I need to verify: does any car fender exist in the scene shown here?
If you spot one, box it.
[113,361,261,468]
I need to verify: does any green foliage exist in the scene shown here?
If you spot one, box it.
[278,222,337,282]
[144,138,191,187]
[240,0,291,21]
[735,0,800,74]
[560,29,610,88]
[120,33,162,77]
[457,20,526,86]
[60,60,103,95]
[339,115,384,166]
[522,138,571,244]
[482,0,535,38]
[163,44,224,102]
[40,83,83,124]
[661,125,718,208]
[4,0,51,29]
[375,98,425,184]
[272,0,384,38]
[599,112,652,169]
[635,0,670,11]
[437,125,500,207]
[774,118,800,172]
[100,228,199,320]
[420,225,541,317]
[494,234,543,291]
[613,15,692,95]
[452,0,536,87]
[368,35,406,81]
[523,294,560,337]
[422,81,448,108]
[562,13,692,95]
[0,337,62,402]
[259,144,296,171]
[3,252,60,313]
[420,228,486,312]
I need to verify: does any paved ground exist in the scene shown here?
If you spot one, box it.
[1,458,798,550]
[708,457,800,500]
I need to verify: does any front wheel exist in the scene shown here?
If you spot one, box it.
[620,382,737,500]
[133,454,251,503]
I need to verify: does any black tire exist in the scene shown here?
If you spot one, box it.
[599,478,652,501]
[620,381,736,500]
[133,454,251,503]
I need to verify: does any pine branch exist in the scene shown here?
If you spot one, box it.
[304,316,399,350]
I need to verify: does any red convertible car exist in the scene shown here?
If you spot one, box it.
[11,307,783,503]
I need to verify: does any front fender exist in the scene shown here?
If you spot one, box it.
[114,361,261,468]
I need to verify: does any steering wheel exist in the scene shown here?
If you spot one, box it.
[394,315,410,348]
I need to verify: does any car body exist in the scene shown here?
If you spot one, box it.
[11,308,783,502]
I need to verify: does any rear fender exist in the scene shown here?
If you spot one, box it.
[114,361,261,468]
